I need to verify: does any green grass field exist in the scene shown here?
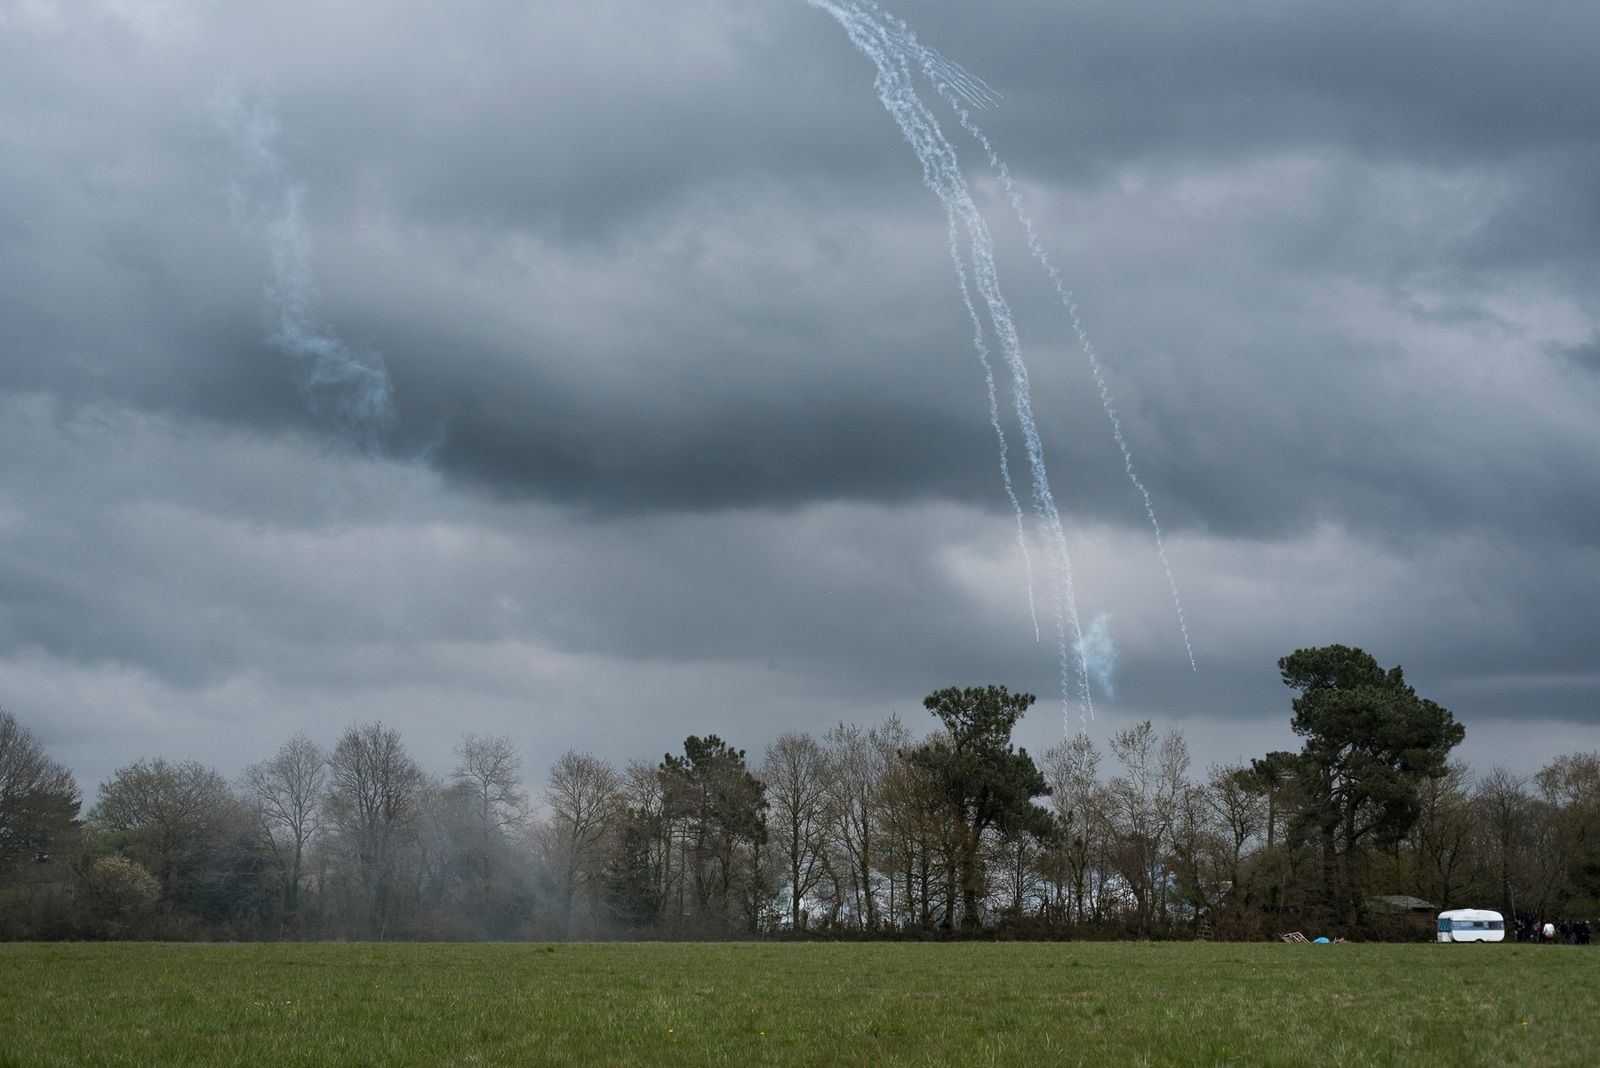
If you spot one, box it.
[1,940,1594,1066]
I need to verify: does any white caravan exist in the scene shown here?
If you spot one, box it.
[1436,908,1505,943]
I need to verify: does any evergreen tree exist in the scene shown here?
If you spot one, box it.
[910,686,1050,928]
[660,736,768,931]
[1277,644,1464,923]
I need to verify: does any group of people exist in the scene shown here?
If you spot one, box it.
[1515,917,1593,944]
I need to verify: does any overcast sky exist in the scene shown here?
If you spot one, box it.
[3,0,1597,802]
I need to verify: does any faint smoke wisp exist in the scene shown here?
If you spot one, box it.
[212,88,396,453]
[1076,614,1118,700]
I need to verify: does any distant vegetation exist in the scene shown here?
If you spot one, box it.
[1,645,1595,942]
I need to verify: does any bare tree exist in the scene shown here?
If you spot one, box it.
[866,714,919,930]
[1531,752,1600,918]
[1042,732,1107,926]
[605,758,670,930]
[823,722,885,930]
[1473,765,1531,918]
[1405,760,1475,909]
[877,731,954,931]
[242,731,325,932]
[452,734,529,924]
[762,732,830,930]
[1106,721,1189,934]
[1169,775,1228,932]
[323,722,424,939]
[454,735,529,835]
[542,750,621,936]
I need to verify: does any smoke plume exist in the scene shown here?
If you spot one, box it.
[212,87,396,453]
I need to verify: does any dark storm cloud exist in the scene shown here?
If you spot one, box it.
[1552,335,1600,372]
[1,0,1597,793]
[0,395,1029,697]
[203,2,907,242]
[894,0,1600,169]
[0,19,312,432]
[5,0,1597,544]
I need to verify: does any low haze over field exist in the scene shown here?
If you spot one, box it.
[3,0,1598,792]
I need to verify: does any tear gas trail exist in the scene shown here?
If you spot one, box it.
[213,89,396,453]
[878,21,1001,110]
[807,0,1094,725]
[948,212,1040,644]
[883,16,1197,671]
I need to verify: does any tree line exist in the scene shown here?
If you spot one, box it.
[3,645,1598,941]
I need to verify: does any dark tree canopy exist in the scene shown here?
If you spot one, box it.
[88,758,237,906]
[912,686,1050,927]
[1276,644,1465,922]
[661,736,769,853]
[658,735,769,930]
[21,653,1600,944]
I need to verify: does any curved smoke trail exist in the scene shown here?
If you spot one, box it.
[808,0,1094,726]
[213,88,397,454]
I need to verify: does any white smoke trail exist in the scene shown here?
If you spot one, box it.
[878,22,1001,110]
[947,212,1039,643]
[212,88,396,453]
[864,3,1197,672]
[808,0,1094,725]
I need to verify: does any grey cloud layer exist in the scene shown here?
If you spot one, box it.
[1,0,1597,789]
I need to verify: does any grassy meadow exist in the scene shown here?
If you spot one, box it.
[0,940,1595,1066]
